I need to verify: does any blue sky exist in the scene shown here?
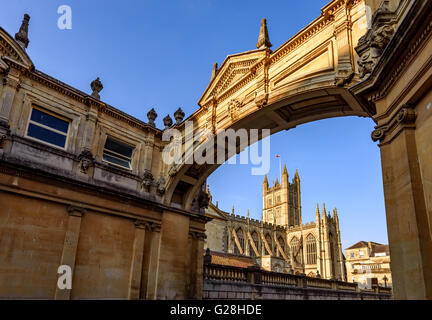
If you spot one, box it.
[2,0,388,249]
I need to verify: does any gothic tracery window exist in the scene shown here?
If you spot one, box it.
[306,234,317,264]
[290,237,302,264]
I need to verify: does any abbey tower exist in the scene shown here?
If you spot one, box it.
[262,165,301,227]
[205,164,346,281]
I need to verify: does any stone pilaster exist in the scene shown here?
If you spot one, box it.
[375,106,432,299]
[144,223,161,300]
[128,220,150,300]
[54,206,85,300]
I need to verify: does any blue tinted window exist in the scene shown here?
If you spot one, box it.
[104,139,133,158]
[27,123,67,148]
[31,108,69,133]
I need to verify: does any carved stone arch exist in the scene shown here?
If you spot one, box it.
[0,28,33,68]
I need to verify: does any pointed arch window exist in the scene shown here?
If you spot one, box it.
[306,234,317,264]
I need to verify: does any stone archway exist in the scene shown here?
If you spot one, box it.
[162,0,432,300]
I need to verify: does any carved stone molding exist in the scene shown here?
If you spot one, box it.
[76,149,95,174]
[156,176,166,195]
[0,119,10,149]
[396,106,416,124]
[197,190,210,210]
[189,231,207,241]
[371,104,416,143]
[227,99,243,121]
[254,93,268,108]
[355,1,397,79]
[141,170,154,192]
[134,219,152,230]
[67,206,86,217]
[151,223,162,233]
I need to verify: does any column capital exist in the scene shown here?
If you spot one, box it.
[134,219,152,230]
[67,206,86,217]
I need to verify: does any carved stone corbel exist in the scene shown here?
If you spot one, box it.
[227,99,243,121]
[371,104,416,143]
[254,93,268,109]
[141,170,154,192]
[355,2,397,79]
[76,149,95,174]
[156,176,166,195]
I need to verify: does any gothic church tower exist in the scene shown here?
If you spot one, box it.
[262,164,301,227]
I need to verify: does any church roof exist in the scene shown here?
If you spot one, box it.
[207,251,256,269]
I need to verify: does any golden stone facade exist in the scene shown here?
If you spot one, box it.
[345,241,392,288]
[0,0,431,300]
[205,166,346,281]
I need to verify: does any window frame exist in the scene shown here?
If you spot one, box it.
[102,136,135,170]
[25,105,71,150]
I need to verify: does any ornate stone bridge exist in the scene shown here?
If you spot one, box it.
[0,0,431,300]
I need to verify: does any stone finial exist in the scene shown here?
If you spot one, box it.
[15,14,30,49]
[147,108,157,127]
[90,77,103,100]
[210,62,218,82]
[204,248,212,265]
[163,114,173,130]
[174,108,185,125]
[256,18,272,49]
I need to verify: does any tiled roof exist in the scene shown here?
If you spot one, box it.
[346,241,383,250]
[346,241,369,250]
[371,244,390,257]
[208,251,256,269]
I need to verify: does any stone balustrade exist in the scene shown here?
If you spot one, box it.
[203,263,392,300]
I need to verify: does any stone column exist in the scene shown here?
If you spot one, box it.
[128,220,150,300]
[54,206,85,300]
[376,107,432,299]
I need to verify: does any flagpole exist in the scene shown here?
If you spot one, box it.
[279,156,282,182]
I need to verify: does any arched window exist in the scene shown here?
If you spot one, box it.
[290,237,302,264]
[277,236,285,257]
[265,234,272,255]
[235,228,244,255]
[306,234,317,264]
[251,231,259,256]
